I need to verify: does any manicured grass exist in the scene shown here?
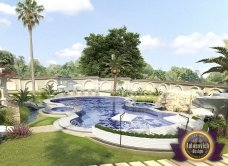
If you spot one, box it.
[0,132,172,166]
[219,137,228,154]
[29,115,59,127]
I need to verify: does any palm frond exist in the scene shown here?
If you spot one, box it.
[201,66,225,75]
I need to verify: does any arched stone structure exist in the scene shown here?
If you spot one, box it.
[131,82,140,91]
[7,80,17,91]
[172,85,183,91]
[24,80,39,91]
[208,88,222,96]
[145,83,155,92]
[190,86,201,91]
[100,81,111,91]
[84,79,95,90]
[158,83,168,93]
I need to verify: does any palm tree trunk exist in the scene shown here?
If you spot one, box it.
[29,28,35,95]
[113,74,117,95]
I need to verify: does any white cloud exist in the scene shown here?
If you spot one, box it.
[36,0,93,15]
[139,34,161,50]
[172,32,228,54]
[55,43,85,58]
[0,18,11,27]
[47,60,57,65]
[0,3,16,15]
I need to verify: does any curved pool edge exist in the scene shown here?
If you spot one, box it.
[92,126,178,151]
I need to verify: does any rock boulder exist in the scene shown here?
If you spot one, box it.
[158,90,203,112]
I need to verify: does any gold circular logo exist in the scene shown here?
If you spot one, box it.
[181,131,214,161]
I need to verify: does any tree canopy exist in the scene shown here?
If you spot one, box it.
[0,50,15,76]
[165,66,200,82]
[79,27,146,79]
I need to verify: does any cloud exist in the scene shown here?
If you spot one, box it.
[47,60,57,65]
[55,43,86,58]
[0,3,16,15]
[0,18,11,27]
[139,34,162,51]
[36,0,93,15]
[172,32,228,54]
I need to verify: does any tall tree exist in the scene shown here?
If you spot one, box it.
[16,0,44,95]
[166,66,200,82]
[79,27,145,79]
[14,56,28,77]
[0,50,15,76]
[205,72,224,84]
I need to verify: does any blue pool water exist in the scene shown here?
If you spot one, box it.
[51,97,174,131]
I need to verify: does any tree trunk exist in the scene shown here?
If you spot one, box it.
[29,28,35,95]
[113,74,117,95]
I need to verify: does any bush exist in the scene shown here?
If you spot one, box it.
[19,106,30,123]
[6,124,32,139]
[205,116,226,137]
[131,96,158,103]
[0,107,16,125]
[95,124,177,138]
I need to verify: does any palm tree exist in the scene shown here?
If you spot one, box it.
[197,46,228,82]
[197,41,228,138]
[105,54,129,95]
[16,0,44,95]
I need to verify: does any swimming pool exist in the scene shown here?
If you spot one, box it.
[50,97,175,132]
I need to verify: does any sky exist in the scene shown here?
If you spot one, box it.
[0,0,228,75]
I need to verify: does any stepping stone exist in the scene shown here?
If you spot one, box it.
[205,160,227,166]
[129,161,146,166]
[100,164,114,166]
[187,160,209,166]
[220,157,228,165]
[157,159,178,166]
[115,163,130,166]
[170,159,194,166]
[223,154,228,159]
[143,160,162,166]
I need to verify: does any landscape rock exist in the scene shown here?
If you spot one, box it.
[158,90,203,112]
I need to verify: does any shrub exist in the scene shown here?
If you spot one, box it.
[131,96,158,103]
[6,124,32,139]
[11,88,32,105]
[205,116,226,137]
[95,124,177,138]
[19,106,30,123]
[0,107,16,125]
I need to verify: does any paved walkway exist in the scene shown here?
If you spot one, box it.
[93,154,228,166]
[31,125,61,133]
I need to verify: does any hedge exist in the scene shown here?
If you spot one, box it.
[95,124,177,138]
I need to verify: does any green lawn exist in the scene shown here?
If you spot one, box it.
[29,115,59,127]
[219,137,228,154]
[0,132,172,166]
